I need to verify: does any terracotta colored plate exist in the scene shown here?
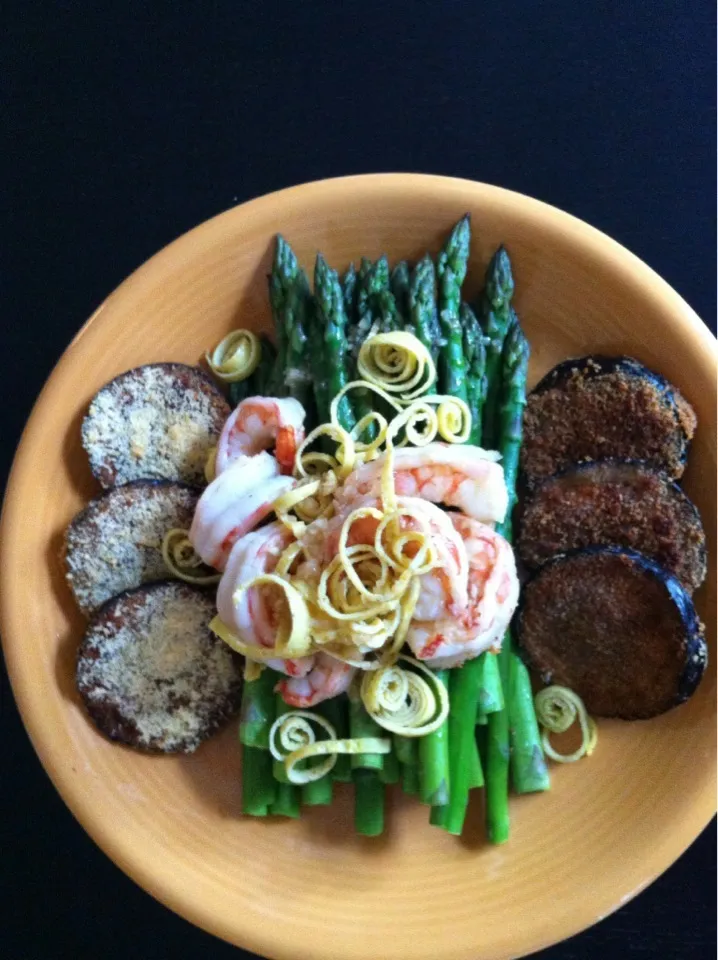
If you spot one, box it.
[1,175,715,960]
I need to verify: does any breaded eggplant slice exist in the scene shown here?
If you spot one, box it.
[76,582,242,752]
[81,363,230,488]
[518,460,707,593]
[517,547,707,719]
[521,356,696,485]
[65,480,200,614]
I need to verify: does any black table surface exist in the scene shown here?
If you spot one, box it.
[3,3,715,958]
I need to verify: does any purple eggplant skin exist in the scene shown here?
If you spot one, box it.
[517,458,707,593]
[521,355,697,484]
[516,545,708,720]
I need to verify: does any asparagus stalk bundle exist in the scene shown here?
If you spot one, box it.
[229,230,547,841]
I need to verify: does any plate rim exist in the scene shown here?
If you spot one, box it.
[1,172,716,960]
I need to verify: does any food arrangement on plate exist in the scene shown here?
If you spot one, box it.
[65,216,708,841]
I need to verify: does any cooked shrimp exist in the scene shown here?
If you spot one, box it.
[406,514,519,669]
[216,396,306,475]
[217,522,313,678]
[276,652,354,707]
[337,442,508,524]
[190,452,296,570]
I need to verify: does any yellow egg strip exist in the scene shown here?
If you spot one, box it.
[161,528,221,585]
[295,422,357,479]
[268,709,390,784]
[360,654,449,736]
[268,710,337,783]
[209,615,297,661]
[317,556,398,622]
[243,659,263,682]
[205,329,261,383]
[274,541,306,578]
[534,685,598,763]
[427,395,472,443]
[272,478,324,537]
[385,577,422,659]
[350,412,389,460]
[357,331,437,400]
[233,574,311,658]
[284,737,391,784]
[204,445,218,483]
[321,648,382,670]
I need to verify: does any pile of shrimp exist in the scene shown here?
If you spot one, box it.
[190,395,519,708]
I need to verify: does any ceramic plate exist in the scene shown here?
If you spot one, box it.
[1,175,715,960]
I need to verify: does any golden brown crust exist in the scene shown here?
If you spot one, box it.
[521,359,693,484]
[65,481,200,614]
[81,363,230,488]
[517,549,707,719]
[518,462,706,593]
[76,582,242,753]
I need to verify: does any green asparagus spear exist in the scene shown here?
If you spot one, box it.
[317,696,352,782]
[308,297,331,427]
[476,652,504,718]
[349,696,385,771]
[367,255,390,301]
[352,255,389,331]
[284,285,313,413]
[436,730,481,826]
[356,255,393,333]
[496,318,529,516]
[485,679,511,843]
[376,289,402,333]
[302,771,334,806]
[354,257,374,326]
[228,376,251,408]
[239,667,277,749]
[429,804,448,827]
[395,735,420,797]
[418,670,450,806]
[243,336,277,397]
[241,744,277,815]
[379,749,401,785]
[408,255,441,393]
[268,236,312,404]
[390,260,411,326]
[486,309,547,839]
[461,303,487,446]
[494,320,548,794]
[509,649,550,794]
[445,658,483,835]
[436,216,471,401]
[270,782,301,818]
[468,736,484,789]
[478,246,515,447]
[354,769,385,836]
[342,263,357,321]
[314,254,356,431]
[348,257,382,440]
[401,762,420,797]
[268,247,289,395]
[393,734,419,768]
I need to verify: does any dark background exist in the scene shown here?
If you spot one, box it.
[3,2,715,958]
